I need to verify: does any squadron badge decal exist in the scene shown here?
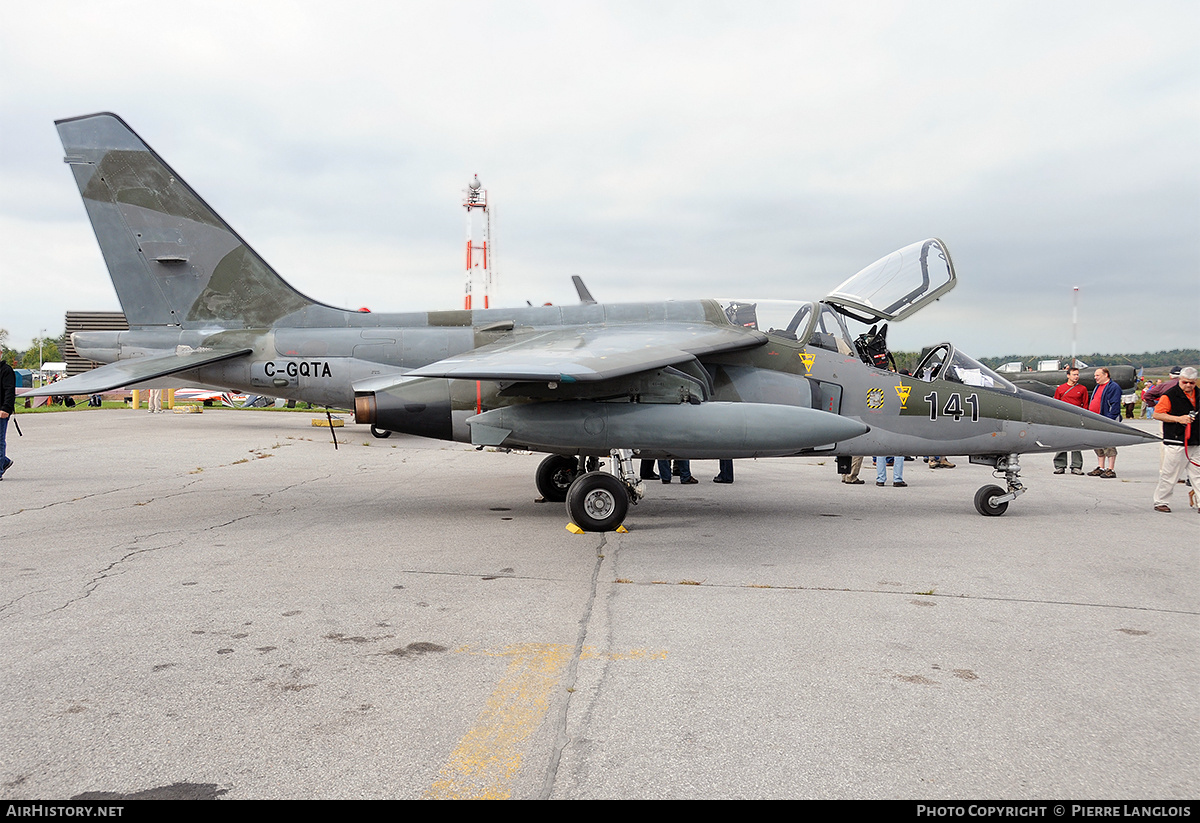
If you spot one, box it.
[798,351,815,374]
[895,384,911,407]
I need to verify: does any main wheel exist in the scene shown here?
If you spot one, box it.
[370,426,392,439]
[536,455,580,502]
[566,472,630,532]
[974,484,1009,517]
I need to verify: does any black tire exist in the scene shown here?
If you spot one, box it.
[370,426,392,439]
[536,455,580,502]
[974,484,1009,517]
[565,472,630,532]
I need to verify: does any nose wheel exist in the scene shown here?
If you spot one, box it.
[974,484,1009,516]
[973,454,1025,516]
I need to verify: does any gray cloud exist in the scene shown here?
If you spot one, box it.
[2,0,1195,358]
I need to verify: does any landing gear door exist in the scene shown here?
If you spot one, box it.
[824,238,956,323]
[808,379,843,452]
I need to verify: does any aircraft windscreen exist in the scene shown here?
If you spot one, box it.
[718,300,818,342]
[825,238,956,322]
[915,343,1017,393]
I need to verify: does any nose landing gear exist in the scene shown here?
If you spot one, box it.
[973,453,1026,516]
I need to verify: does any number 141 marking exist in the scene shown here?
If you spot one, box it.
[923,391,979,422]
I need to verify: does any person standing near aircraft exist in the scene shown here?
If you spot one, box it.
[1141,380,1161,418]
[1143,367,1182,410]
[1152,366,1199,513]
[1053,367,1089,475]
[876,363,908,487]
[658,459,698,484]
[675,460,698,484]
[0,356,15,480]
[1088,367,1123,478]
[840,457,863,485]
[714,459,735,484]
[876,455,906,487]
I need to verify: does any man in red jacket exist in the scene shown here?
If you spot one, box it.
[1053,367,1089,475]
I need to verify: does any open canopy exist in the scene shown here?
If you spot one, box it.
[824,238,956,323]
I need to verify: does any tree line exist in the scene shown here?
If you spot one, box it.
[0,329,64,369]
[975,349,1198,370]
[892,348,1196,374]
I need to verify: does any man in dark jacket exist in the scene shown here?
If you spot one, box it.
[0,357,15,480]
[1142,366,1182,409]
[1152,366,1198,513]
[1087,367,1123,478]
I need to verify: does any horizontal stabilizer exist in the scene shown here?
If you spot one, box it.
[23,348,252,396]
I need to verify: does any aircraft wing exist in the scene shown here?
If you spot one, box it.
[406,323,767,383]
[22,348,253,396]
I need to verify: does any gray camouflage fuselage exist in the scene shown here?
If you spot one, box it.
[40,113,1156,508]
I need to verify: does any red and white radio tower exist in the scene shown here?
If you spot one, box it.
[463,175,493,310]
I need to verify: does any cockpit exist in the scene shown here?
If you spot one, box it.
[722,238,958,350]
[718,238,1013,391]
[722,298,863,350]
[717,298,883,359]
[913,343,1017,392]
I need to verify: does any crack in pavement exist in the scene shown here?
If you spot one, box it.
[26,475,334,616]
[48,531,191,613]
[539,532,609,799]
[607,578,1200,616]
[0,589,48,619]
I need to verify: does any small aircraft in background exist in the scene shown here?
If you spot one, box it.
[30,113,1157,530]
[993,360,1138,398]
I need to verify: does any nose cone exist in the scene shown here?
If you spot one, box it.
[1020,389,1160,451]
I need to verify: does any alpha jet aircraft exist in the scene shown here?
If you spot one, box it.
[30,113,1156,531]
[997,363,1139,398]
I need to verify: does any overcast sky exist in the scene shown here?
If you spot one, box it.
[2,0,1196,359]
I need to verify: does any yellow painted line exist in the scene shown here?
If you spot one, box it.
[426,643,666,799]
[425,643,571,799]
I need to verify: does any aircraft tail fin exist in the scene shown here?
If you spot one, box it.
[56,113,320,329]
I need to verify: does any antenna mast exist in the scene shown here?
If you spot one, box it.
[1071,286,1079,367]
[463,175,493,310]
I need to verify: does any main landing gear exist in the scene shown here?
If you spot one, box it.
[535,455,580,502]
[972,453,1026,517]
[536,450,645,531]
